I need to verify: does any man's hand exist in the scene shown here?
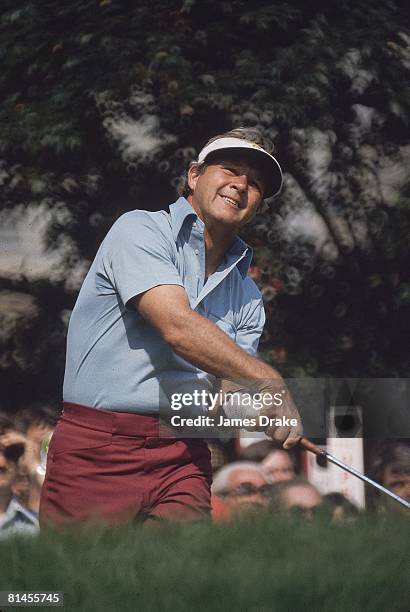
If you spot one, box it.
[257,380,302,449]
[218,379,302,449]
[0,430,42,484]
[0,430,26,457]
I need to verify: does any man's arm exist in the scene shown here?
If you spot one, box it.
[130,285,301,448]
[132,285,275,381]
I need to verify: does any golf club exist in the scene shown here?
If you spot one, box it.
[301,437,410,511]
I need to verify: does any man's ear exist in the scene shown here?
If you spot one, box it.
[187,163,202,192]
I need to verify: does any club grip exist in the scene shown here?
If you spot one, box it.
[300,437,326,456]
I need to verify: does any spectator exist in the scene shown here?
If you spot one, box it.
[0,443,38,537]
[369,441,410,515]
[11,469,32,510]
[269,477,322,518]
[0,404,57,514]
[207,441,230,474]
[261,448,295,483]
[323,492,360,522]
[14,403,57,448]
[238,440,279,462]
[211,461,272,518]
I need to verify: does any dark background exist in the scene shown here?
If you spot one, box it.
[0,0,409,411]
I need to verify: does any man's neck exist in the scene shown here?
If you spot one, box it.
[186,195,236,279]
[204,226,235,280]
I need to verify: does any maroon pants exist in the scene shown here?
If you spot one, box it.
[39,403,212,527]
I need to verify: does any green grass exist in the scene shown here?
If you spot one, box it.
[0,513,409,612]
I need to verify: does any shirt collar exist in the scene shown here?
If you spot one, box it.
[0,497,38,528]
[169,197,198,241]
[229,235,253,279]
[169,197,253,279]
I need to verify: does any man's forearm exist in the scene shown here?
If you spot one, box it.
[133,284,282,383]
[167,310,281,383]
[134,285,302,446]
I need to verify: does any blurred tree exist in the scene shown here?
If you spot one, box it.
[0,0,409,408]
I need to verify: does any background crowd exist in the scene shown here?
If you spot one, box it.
[208,437,410,521]
[1,403,408,537]
[0,405,56,536]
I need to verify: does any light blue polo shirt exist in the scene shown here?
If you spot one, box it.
[63,197,265,414]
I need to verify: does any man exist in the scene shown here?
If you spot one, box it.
[11,468,32,510]
[323,492,359,522]
[40,127,302,527]
[211,461,272,518]
[269,478,323,518]
[0,442,39,537]
[261,448,295,483]
[370,441,410,515]
[0,404,56,515]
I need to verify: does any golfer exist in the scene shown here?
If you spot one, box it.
[39,127,302,526]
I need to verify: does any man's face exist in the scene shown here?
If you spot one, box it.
[0,450,17,491]
[225,468,270,508]
[382,466,410,514]
[187,153,265,230]
[280,484,322,517]
[11,470,31,506]
[262,450,295,483]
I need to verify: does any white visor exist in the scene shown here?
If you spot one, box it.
[197,137,283,198]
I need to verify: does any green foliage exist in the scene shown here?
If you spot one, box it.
[0,514,409,611]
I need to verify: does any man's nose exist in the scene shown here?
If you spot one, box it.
[230,174,248,191]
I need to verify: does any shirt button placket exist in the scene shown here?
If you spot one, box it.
[194,247,200,281]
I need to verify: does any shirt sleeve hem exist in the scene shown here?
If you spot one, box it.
[123,279,185,309]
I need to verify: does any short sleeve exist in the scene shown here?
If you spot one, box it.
[101,211,184,306]
[235,297,266,357]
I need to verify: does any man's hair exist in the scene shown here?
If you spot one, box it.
[369,441,410,482]
[269,477,321,507]
[323,492,360,516]
[0,412,14,435]
[14,403,58,433]
[204,127,273,153]
[211,460,269,495]
[238,440,282,462]
[178,127,274,199]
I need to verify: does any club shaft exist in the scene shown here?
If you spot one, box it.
[300,438,410,510]
[324,451,410,510]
